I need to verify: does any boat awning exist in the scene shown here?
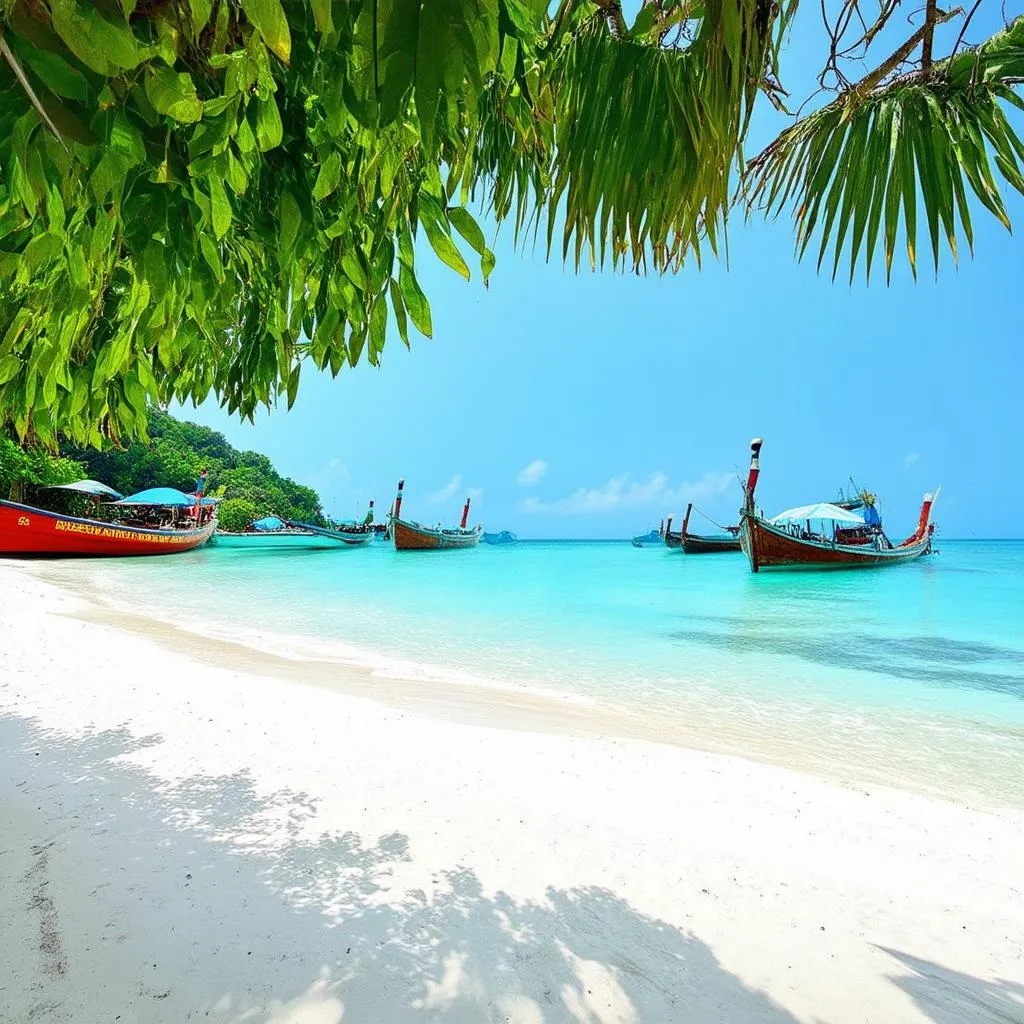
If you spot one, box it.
[46,479,124,500]
[769,502,866,525]
[252,516,284,531]
[112,487,204,507]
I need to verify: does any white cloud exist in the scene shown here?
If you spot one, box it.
[903,453,920,471]
[517,459,548,486]
[428,474,462,503]
[521,470,736,515]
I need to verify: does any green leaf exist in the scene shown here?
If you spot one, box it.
[286,362,300,409]
[348,326,366,366]
[310,0,334,35]
[188,0,214,36]
[389,277,409,348]
[240,0,291,63]
[109,111,146,164]
[447,207,486,254]
[43,367,58,407]
[225,150,248,194]
[273,192,298,256]
[255,96,283,151]
[420,214,471,280]
[312,152,342,201]
[341,250,368,291]
[200,235,225,283]
[49,0,147,75]
[22,232,63,273]
[142,241,169,300]
[145,67,204,123]
[398,262,432,337]
[0,356,22,386]
[209,175,232,239]
[631,4,657,38]
[415,0,499,148]
[502,0,540,36]
[369,292,387,363]
[89,212,117,262]
[376,0,421,126]
[16,44,89,102]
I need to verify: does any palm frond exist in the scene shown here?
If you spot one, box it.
[743,16,1024,282]
[472,0,788,273]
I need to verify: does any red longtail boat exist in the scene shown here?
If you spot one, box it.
[738,439,937,572]
[680,502,742,554]
[0,497,216,557]
[389,479,482,551]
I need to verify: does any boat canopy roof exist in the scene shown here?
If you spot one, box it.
[768,502,866,525]
[252,516,284,531]
[46,479,124,499]
[112,487,219,507]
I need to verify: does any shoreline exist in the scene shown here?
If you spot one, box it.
[25,558,1024,813]
[2,562,1023,1023]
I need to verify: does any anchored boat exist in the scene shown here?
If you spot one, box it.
[0,484,218,557]
[679,503,741,554]
[389,479,482,551]
[662,515,682,549]
[738,439,938,572]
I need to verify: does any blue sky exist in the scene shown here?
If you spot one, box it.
[177,9,1023,539]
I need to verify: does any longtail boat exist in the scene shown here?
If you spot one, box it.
[1,485,217,557]
[680,503,741,554]
[288,520,374,546]
[662,515,682,548]
[483,530,517,544]
[631,528,662,547]
[390,480,482,551]
[738,439,938,572]
[216,520,373,549]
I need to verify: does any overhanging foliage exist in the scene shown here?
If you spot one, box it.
[0,0,1021,448]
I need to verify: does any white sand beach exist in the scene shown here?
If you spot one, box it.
[1,561,1022,1024]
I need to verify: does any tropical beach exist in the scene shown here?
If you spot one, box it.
[3,548,1024,1024]
[4,0,1024,1021]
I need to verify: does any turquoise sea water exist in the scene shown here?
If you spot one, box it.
[73,538,1024,807]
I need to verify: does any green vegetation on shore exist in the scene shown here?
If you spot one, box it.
[0,435,83,503]
[52,410,327,527]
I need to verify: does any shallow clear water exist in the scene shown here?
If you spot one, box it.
[73,538,1024,806]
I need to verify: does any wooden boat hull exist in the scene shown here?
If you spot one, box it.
[739,513,932,572]
[663,531,682,549]
[392,517,481,551]
[214,530,365,549]
[681,532,741,554]
[0,499,215,557]
[281,520,374,546]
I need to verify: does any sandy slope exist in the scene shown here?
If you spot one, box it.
[1,562,1022,1024]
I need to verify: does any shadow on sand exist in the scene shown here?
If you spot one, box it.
[0,713,803,1024]
[878,947,1024,1024]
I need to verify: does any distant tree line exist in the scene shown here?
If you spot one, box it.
[58,410,327,529]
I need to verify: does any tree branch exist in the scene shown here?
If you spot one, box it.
[0,27,67,150]
[950,0,985,60]
[852,7,960,97]
[593,0,629,37]
[921,0,939,71]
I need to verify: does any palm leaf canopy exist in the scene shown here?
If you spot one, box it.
[744,15,1024,282]
[0,0,1020,445]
